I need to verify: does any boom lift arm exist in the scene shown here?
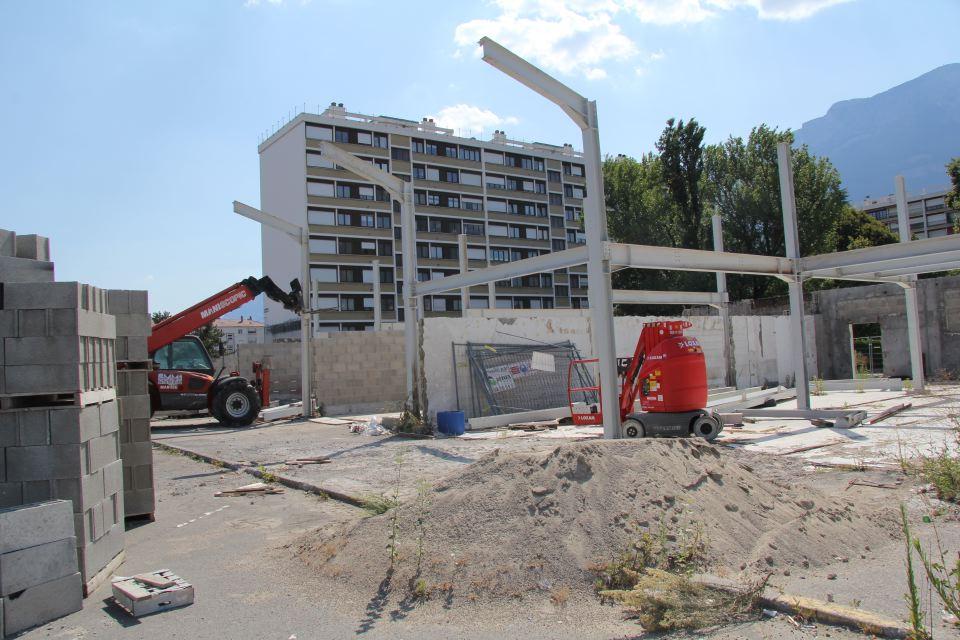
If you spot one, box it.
[148,276,302,354]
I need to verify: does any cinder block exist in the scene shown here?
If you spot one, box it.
[1,363,102,395]
[120,442,152,467]
[102,460,122,497]
[0,500,74,554]
[116,369,148,397]
[53,468,104,514]
[0,310,15,338]
[128,291,149,314]
[3,336,83,365]
[99,399,119,436]
[0,536,77,596]
[2,282,84,311]
[0,484,22,508]
[106,290,130,315]
[5,445,86,482]
[115,335,149,362]
[120,417,151,444]
[0,230,15,257]
[117,395,150,421]
[22,480,52,503]
[14,234,50,262]
[86,432,119,475]
[0,255,55,284]
[132,464,153,491]
[49,404,103,445]
[2,571,82,636]
[123,488,154,517]
[115,313,151,338]
[76,521,123,580]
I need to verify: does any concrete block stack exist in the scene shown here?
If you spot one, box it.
[0,500,83,637]
[106,290,155,519]
[1,263,126,595]
[0,229,54,284]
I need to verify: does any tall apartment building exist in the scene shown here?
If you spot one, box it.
[857,186,957,239]
[259,104,590,337]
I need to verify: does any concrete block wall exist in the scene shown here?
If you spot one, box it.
[106,290,155,519]
[0,500,81,636]
[212,331,407,413]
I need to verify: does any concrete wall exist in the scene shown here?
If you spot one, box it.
[259,120,307,335]
[423,311,815,417]
[214,330,407,414]
[728,275,960,380]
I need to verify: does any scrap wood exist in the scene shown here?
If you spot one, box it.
[867,402,913,424]
[776,439,845,456]
[845,478,900,490]
[508,420,559,431]
[284,455,332,466]
[215,482,284,497]
[132,573,176,589]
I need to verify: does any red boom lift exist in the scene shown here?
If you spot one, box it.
[568,320,723,441]
[147,276,302,426]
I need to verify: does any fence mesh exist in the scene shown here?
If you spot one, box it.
[451,341,598,418]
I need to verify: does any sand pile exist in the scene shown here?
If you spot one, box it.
[295,440,898,600]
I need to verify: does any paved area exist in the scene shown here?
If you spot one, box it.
[21,442,947,639]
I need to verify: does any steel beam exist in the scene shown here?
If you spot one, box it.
[800,233,960,274]
[777,142,812,411]
[611,289,725,307]
[712,213,734,388]
[415,245,588,297]
[372,259,381,331]
[607,242,794,276]
[458,233,469,316]
[895,175,925,391]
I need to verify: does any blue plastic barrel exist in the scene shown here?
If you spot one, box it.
[436,410,466,436]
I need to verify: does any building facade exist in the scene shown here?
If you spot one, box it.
[258,104,590,337]
[857,186,957,239]
[213,316,265,351]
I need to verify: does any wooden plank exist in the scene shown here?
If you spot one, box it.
[867,402,913,424]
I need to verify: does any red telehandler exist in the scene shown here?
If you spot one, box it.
[568,320,723,441]
[147,276,302,426]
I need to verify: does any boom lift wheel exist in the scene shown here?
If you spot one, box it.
[691,414,722,442]
[212,380,261,427]
[620,418,645,439]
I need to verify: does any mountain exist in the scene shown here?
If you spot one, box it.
[793,63,960,203]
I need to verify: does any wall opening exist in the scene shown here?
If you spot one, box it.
[851,322,883,377]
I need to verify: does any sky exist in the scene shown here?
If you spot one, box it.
[1,0,957,317]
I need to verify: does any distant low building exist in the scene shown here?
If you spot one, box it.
[857,186,956,239]
[214,316,265,351]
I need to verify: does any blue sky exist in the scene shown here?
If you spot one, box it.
[1,0,957,316]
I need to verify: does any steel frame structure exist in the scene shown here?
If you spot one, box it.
[290,39,959,435]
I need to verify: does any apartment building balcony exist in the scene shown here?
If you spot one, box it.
[411,153,481,170]
[309,224,392,239]
[308,195,390,211]
[563,174,586,186]
[412,179,484,196]
[392,159,412,174]
[311,282,397,294]
[486,187,549,203]
[306,138,389,158]
[416,258,489,269]
[571,287,588,297]
[311,309,376,321]
[495,286,553,295]
[310,252,394,265]
[484,163,546,179]
[414,205,486,220]
[487,211,550,224]
[554,273,569,284]
[486,236,550,249]
[424,310,462,318]
[555,297,571,307]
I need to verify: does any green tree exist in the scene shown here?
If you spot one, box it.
[151,311,171,324]
[192,323,225,357]
[703,126,846,300]
[947,157,960,211]
[830,205,898,252]
[656,118,707,250]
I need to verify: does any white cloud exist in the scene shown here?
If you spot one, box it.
[453,0,849,78]
[427,104,520,136]
[244,0,288,7]
[454,0,638,80]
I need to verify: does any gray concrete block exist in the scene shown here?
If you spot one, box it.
[2,571,82,636]
[53,468,104,515]
[116,369,148,397]
[115,335,149,362]
[114,313,151,338]
[0,311,15,338]
[0,500,74,553]
[0,230,14,257]
[2,282,83,310]
[0,255,55,284]
[132,464,153,490]
[123,488,154,517]
[76,521,123,582]
[21,480,52,504]
[86,432,119,475]
[129,291,149,314]
[119,417,150,445]
[14,234,50,262]
[117,394,150,421]
[0,412,17,448]
[0,536,77,596]
[120,442,152,468]
[0,484,22,508]
[3,336,85,365]
[6,444,86,482]
[99,399,119,436]
[102,460,122,497]
[49,405,101,445]
[15,410,50,446]
[106,290,129,315]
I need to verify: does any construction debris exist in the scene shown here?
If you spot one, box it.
[215,482,284,497]
[867,402,913,424]
[284,455,332,466]
[111,570,194,617]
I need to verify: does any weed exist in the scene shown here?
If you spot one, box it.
[900,505,930,639]
[920,454,960,502]
[387,449,406,568]
[811,377,825,396]
[411,578,429,600]
[904,378,915,392]
[550,585,571,608]
[910,513,960,624]
[256,465,278,484]
[360,494,398,515]
[414,479,432,575]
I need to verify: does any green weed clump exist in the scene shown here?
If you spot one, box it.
[920,454,960,503]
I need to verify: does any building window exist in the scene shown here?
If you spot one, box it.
[490,248,510,262]
[486,151,504,165]
[306,125,333,141]
[549,193,563,205]
[307,181,335,197]
[412,139,425,154]
[309,237,337,254]
[460,146,481,162]
[462,197,483,211]
[469,296,489,309]
[413,165,426,179]
[551,216,564,229]
[374,133,389,148]
[306,152,334,168]
[310,267,337,282]
[488,223,508,237]
[463,222,484,235]
[487,174,506,190]
[308,209,335,226]
[548,170,561,183]
[415,191,427,205]
[555,285,569,298]
[467,246,486,260]
[391,147,410,161]
[552,239,566,251]
[356,131,372,145]
[487,199,507,213]
[335,129,350,144]
[374,159,389,172]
